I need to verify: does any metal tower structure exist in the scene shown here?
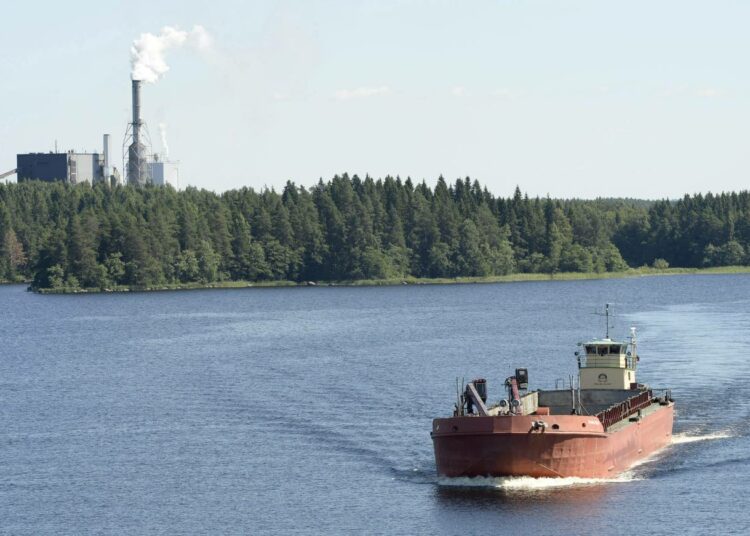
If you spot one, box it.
[123,79,151,186]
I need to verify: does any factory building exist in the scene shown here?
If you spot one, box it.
[148,155,179,187]
[15,134,119,185]
[5,79,179,187]
[17,152,103,184]
[16,153,68,183]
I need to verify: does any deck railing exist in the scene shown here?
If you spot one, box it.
[595,389,653,431]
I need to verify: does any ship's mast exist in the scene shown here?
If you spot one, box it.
[606,303,612,338]
[596,303,615,338]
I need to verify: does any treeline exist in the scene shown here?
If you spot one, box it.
[0,176,749,290]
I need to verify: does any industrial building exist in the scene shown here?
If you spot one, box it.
[18,150,102,184]
[3,79,179,187]
[149,154,179,187]
[122,79,180,187]
[16,152,77,183]
[13,134,119,185]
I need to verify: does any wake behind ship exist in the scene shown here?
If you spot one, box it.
[431,306,675,479]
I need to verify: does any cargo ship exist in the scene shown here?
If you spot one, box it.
[431,306,674,479]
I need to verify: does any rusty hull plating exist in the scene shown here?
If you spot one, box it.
[432,401,674,478]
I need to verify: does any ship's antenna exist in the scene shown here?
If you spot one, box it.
[594,303,615,338]
[606,303,611,338]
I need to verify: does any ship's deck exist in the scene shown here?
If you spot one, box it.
[536,388,642,416]
[604,399,667,433]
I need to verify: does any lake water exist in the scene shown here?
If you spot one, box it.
[1,275,748,535]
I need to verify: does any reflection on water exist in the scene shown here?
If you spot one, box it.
[432,481,612,533]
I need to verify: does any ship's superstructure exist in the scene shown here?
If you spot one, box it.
[431,305,675,479]
[577,305,638,390]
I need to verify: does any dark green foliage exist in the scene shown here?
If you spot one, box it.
[1,179,749,289]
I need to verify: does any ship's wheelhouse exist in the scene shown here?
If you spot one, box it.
[578,338,636,389]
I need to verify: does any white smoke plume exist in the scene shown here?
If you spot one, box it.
[130,25,212,83]
[158,123,169,158]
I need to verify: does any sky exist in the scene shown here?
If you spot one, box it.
[1,0,749,199]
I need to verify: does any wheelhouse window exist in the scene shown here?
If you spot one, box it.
[609,345,622,354]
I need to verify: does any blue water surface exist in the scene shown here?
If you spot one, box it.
[1,275,748,535]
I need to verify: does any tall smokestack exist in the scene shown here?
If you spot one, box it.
[132,80,142,145]
[126,26,211,187]
[127,79,149,186]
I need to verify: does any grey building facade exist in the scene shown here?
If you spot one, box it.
[16,153,68,182]
[16,152,105,184]
[148,157,179,187]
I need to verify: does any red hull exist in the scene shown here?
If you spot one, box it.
[432,402,674,478]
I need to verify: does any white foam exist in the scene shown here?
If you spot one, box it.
[438,473,638,490]
[671,431,733,445]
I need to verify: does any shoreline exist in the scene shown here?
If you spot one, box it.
[29,266,750,294]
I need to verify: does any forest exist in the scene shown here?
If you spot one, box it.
[1,175,749,290]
